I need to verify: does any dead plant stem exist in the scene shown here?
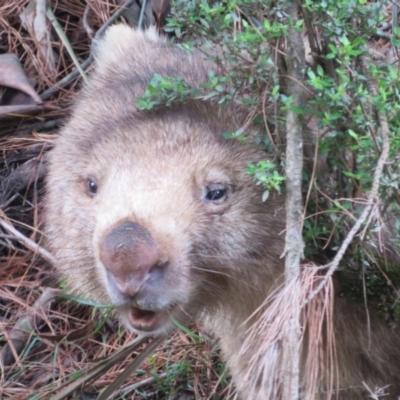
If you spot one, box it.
[282,2,306,399]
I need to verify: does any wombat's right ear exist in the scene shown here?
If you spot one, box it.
[91,24,162,72]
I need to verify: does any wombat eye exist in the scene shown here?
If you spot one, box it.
[204,186,227,203]
[87,179,98,196]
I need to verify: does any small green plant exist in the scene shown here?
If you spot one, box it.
[147,351,193,397]
[246,160,285,201]
[137,71,237,110]
[222,128,247,142]
[136,74,200,109]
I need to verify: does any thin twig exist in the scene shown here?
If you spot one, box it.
[0,216,56,265]
[138,0,147,30]
[281,2,306,398]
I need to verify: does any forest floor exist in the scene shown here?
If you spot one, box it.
[0,1,227,399]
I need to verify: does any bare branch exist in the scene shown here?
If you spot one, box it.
[281,2,306,398]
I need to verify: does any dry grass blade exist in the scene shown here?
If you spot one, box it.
[51,335,151,400]
[45,5,88,84]
[241,266,335,400]
[98,334,167,400]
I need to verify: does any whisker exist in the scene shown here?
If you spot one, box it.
[189,265,260,290]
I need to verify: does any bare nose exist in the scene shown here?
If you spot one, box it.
[99,221,161,297]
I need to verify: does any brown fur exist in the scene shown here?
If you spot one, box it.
[45,26,400,399]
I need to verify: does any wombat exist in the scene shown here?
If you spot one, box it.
[45,25,400,399]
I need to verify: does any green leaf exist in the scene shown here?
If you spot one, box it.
[391,37,400,47]
[348,129,358,139]
[307,69,316,80]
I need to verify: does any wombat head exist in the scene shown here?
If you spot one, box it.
[45,26,285,335]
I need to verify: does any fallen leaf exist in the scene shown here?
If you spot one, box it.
[0,54,42,105]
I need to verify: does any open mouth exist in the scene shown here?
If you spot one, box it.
[128,306,169,332]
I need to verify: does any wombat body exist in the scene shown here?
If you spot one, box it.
[45,26,400,399]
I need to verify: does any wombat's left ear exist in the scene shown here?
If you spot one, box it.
[92,24,162,73]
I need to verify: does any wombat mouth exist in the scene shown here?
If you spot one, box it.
[129,306,169,332]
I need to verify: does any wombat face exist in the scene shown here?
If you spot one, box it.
[45,27,285,335]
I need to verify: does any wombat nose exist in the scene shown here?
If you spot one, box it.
[99,221,162,297]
